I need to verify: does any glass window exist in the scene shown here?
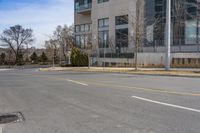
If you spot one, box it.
[144,0,166,46]
[104,19,109,27]
[80,35,85,48]
[80,25,85,32]
[75,24,91,33]
[185,20,197,44]
[85,24,90,31]
[146,25,154,43]
[186,0,197,19]
[75,35,81,47]
[99,31,104,48]
[98,18,109,28]
[75,1,80,11]
[116,28,128,48]
[75,25,80,33]
[172,0,198,45]
[116,15,128,25]
[98,19,104,28]
[144,0,200,46]
[76,34,92,48]
[98,30,109,48]
[75,0,92,11]
[98,0,109,4]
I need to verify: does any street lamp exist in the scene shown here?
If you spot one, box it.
[165,0,171,71]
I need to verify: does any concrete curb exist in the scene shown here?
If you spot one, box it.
[121,72,200,78]
[39,67,200,78]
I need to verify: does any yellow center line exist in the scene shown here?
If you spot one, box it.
[77,79,200,97]
[26,74,200,97]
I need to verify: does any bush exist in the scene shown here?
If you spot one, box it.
[0,53,6,65]
[39,52,48,64]
[60,64,72,67]
[30,52,38,64]
[70,47,88,67]
[17,52,24,65]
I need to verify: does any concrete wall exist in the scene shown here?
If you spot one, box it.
[91,0,137,49]
[92,53,200,67]
[143,45,200,53]
[75,13,91,25]
[93,53,164,66]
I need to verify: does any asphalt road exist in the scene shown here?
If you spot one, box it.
[0,69,200,133]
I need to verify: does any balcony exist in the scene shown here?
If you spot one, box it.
[75,3,92,14]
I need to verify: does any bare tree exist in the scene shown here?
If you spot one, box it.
[82,34,93,68]
[62,25,75,49]
[53,25,75,63]
[108,36,115,66]
[44,41,53,62]
[173,0,186,50]
[45,39,59,66]
[173,1,200,46]
[126,0,159,70]
[54,25,64,63]
[108,36,115,58]
[121,0,146,70]
[51,39,59,67]
[0,25,34,64]
[7,48,14,67]
[0,53,6,65]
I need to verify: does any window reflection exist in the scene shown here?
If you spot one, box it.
[145,0,200,46]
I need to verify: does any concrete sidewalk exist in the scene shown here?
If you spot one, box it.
[39,67,200,78]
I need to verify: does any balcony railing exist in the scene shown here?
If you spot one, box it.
[75,3,92,14]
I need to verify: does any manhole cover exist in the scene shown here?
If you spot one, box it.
[0,112,25,124]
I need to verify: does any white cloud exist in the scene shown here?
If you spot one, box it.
[0,0,74,48]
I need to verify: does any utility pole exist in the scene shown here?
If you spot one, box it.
[103,36,107,70]
[51,40,56,68]
[67,50,71,65]
[165,0,171,70]
[53,48,55,68]
[26,44,29,63]
[59,43,62,66]
[103,46,105,70]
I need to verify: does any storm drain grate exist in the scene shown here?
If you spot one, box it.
[0,112,25,124]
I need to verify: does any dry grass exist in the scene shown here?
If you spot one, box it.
[40,67,200,77]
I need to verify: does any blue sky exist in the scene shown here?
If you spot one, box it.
[0,0,74,48]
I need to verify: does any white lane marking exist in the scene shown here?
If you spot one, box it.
[111,73,130,76]
[132,96,200,113]
[66,79,88,86]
